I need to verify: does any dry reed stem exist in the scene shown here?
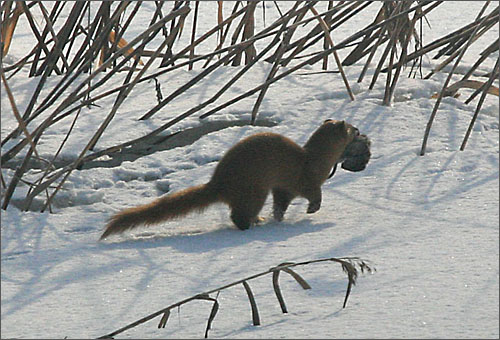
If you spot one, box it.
[250,3,301,124]
[420,6,498,156]
[309,6,354,101]
[0,68,43,209]
[2,1,496,210]
[1,2,23,56]
[37,2,71,72]
[464,70,500,104]
[368,1,406,91]
[1,3,126,159]
[108,31,144,66]
[6,25,286,193]
[189,1,200,70]
[97,256,374,339]
[38,9,191,212]
[383,3,421,106]
[460,58,500,151]
[432,79,499,99]
[0,71,40,160]
[242,281,260,326]
[274,1,358,66]
[424,9,498,80]
[202,1,241,68]
[16,5,191,210]
[22,2,64,77]
[322,2,333,70]
[2,4,188,163]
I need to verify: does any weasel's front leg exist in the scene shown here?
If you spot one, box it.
[304,187,322,214]
[272,188,295,221]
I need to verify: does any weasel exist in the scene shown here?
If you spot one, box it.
[100,120,362,239]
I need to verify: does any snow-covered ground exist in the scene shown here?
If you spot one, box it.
[1,2,498,339]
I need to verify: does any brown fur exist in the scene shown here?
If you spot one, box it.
[100,120,358,239]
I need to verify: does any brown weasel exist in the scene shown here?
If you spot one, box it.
[100,120,364,239]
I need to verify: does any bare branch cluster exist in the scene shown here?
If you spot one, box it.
[1,1,498,211]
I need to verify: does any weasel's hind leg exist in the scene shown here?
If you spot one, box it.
[272,188,295,221]
[229,190,268,230]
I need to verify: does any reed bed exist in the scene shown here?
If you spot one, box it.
[1,1,498,211]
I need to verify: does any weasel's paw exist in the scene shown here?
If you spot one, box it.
[307,203,320,214]
[253,216,266,225]
[273,209,285,221]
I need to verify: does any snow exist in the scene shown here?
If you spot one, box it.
[1,1,498,339]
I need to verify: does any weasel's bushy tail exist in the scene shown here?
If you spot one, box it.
[100,184,219,239]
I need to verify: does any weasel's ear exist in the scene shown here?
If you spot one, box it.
[323,119,334,124]
[333,120,346,131]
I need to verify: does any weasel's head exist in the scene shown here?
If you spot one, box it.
[321,119,359,145]
[321,119,371,172]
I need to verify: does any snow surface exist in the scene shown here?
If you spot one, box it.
[1,1,499,339]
